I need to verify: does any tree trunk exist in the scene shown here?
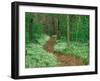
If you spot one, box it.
[57,16,60,39]
[76,16,81,42]
[45,15,49,35]
[29,18,33,42]
[52,16,55,35]
[67,15,70,43]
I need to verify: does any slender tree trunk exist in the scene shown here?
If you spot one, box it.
[57,16,60,39]
[29,18,33,42]
[67,15,70,43]
[45,15,49,35]
[34,13,38,23]
[52,16,55,35]
[76,16,81,42]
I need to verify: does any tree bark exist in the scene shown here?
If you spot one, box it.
[76,16,81,42]
[52,16,55,35]
[29,18,33,42]
[45,15,49,35]
[57,16,60,39]
[67,15,70,43]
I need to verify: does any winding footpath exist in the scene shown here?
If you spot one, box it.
[43,37,84,66]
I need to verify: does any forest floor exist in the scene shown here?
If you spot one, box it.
[43,37,84,66]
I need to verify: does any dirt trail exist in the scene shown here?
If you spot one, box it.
[43,37,84,66]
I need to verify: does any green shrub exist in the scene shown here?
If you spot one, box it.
[37,34,50,45]
[54,41,89,64]
[25,43,59,68]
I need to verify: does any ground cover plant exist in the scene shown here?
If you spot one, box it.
[26,43,59,68]
[25,12,89,68]
[54,41,89,64]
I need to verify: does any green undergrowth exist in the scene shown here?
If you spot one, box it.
[54,40,89,64]
[25,43,59,68]
[37,34,50,45]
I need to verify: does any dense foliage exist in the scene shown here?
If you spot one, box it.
[26,43,59,68]
[25,12,89,43]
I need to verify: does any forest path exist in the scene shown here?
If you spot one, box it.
[43,37,84,66]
